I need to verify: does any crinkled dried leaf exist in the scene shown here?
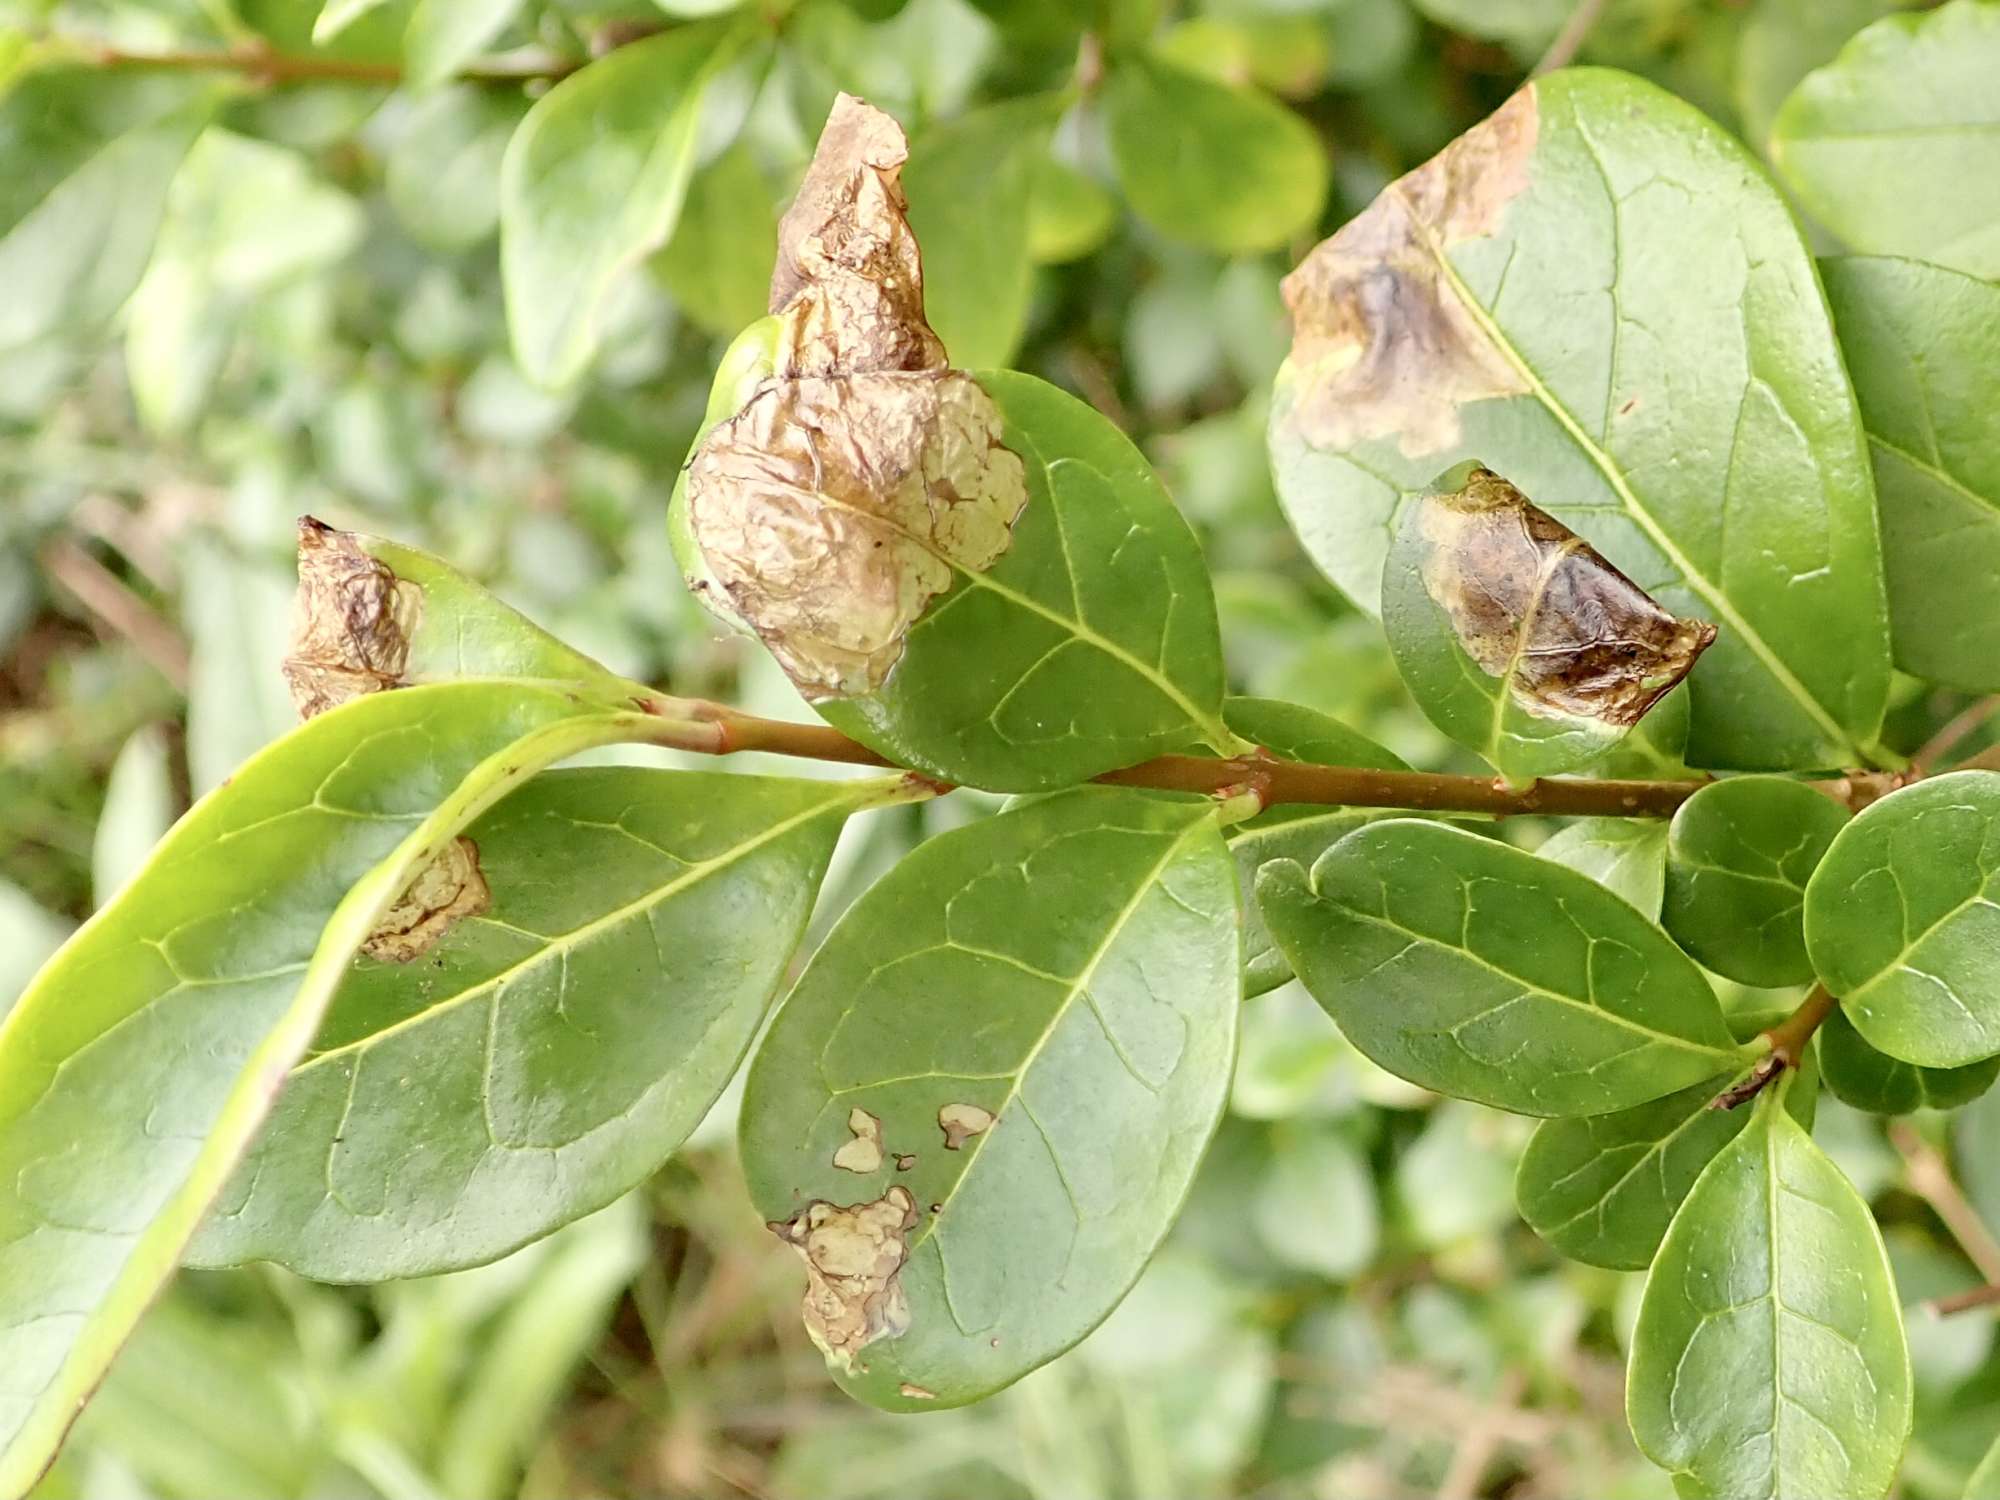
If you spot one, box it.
[685,370,1027,698]
[1278,88,1535,458]
[282,517,422,719]
[769,91,943,378]
[683,94,1030,702]
[1412,466,1715,728]
[770,1185,919,1372]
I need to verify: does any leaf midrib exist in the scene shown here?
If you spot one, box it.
[1390,180,1861,762]
[904,815,1210,1261]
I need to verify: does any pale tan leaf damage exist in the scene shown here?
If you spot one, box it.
[1416,466,1716,726]
[833,1107,885,1173]
[770,1185,919,1373]
[685,93,1028,700]
[359,836,491,963]
[938,1102,993,1150]
[1279,87,1538,458]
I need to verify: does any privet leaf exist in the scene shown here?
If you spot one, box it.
[1517,1005,1818,1270]
[386,85,523,252]
[1821,255,2000,691]
[1734,0,1909,153]
[1771,0,2000,278]
[501,22,745,386]
[1805,771,2000,1069]
[651,141,776,338]
[1627,1087,1912,1500]
[1103,55,1327,254]
[739,788,1239,1410]
[0,682,656,1492]
[1536,818,1668,917]
[1819,1008,2000,1116]
[191,769,876,1279]
[1382,464,1714,783]
[1252,1125,1377,1279]
[1220,696,1405,999]
[405,0,526,92]
[1971,1429,2000,1500]
[1269,70,1891,770]
[1663,776,1849,988]
[0,70,221,351]
[1257,820,1744,1116]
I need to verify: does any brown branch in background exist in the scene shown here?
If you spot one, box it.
[1913,695,2000,773]
[81,36,614,87]
[1532,0,1609,75]
[1927,1282,2000,1319]
[1891,1119,2000,1285]
[39,539,190,691]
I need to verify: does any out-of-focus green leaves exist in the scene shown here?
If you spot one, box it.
[1821,255,2000,692]
[1260,819,1744,1116]
[1805,771,2000,1069]
[0,70,222,352]
[501,22,749,387]
[1772,0,2000,277]
[405,0,528,91]
[1627,1088,1911,1500]
[1662,775,1848,988]
[387,85,524,251]
[1103,54,1326,254]
[1026,151,1116,264]
[1253,1124,1377,1278]
[1734,0,1912,152]
[90,726,176,908]
[651,140,776,338]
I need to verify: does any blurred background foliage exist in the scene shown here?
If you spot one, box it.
[3,0,1997,1495]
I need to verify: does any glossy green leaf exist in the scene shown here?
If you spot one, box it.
[651,140,775,338]
[1819,1008,2000,1116]
[1269,69,1891,771]
[1103,55,1326,254]
[0,70,221,351]
[0,681,658,1492]
[1821,255,2000,691]
[405,0,526,91]
[192,768,874,1279]
[902,96,1059,370]
[1663,776,1849,988]
[1771,0,2000,278]
[1220,696,1406,999]
[1734,0,1910,153]
[386,85,523,251]
[501,23,743,387]
[818,370,1235,791]
[1517,1005,1818,1271]
[1537,818,1668,918]
[1805,771,2000,1069]
[739,787,1239,1410]
[1627,1087,1912,1499]
[1257,819,1744,1116]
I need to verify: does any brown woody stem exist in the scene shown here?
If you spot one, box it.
[635,694,1904,820]
[78,41,587,86]
[1711,985,1839,1111]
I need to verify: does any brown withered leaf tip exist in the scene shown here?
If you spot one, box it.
[1416,467,1715,727]
[686,94,1028,700]
[770,1186,919,1372]
[283,517,421,720]
[1280,87,1537,459]
[360,836,490,963]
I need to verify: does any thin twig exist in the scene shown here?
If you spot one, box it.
[83,39,587,87]
[1890,1120,2000,1285]
[1531,0,1609,75]
[1913,695,2000,773]
[1438,1369,1528,1500]
[1926,1282,2000,1319]
[40,539,190,691]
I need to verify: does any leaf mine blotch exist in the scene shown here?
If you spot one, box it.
[283,517,422,719]
[360,836,490,964]
[770,1185,920,1372]
[938,1102,994,1150]
[833,1107,886,1174]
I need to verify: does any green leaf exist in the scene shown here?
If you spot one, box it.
[1819,1008,2000,1116]
[1258,819,1744,1116]
[739,787,1239,1409]
[1411,0,1566,48]
[1663,776,1849,988]
[387,85,524,252]
[1252,1126,1377,1279]
[902,96,1059,371]
[406,0,527,91]
[1517,1009,1818,1271]
[1821,255,2000,691]
[92,727,177,908]
[501,23,745,387]
[1381,463,1715,783]
[1026,152,1115,265]
[1102,55,1326,254]
[1220,696,1406,999]
[1971,1429,2000,1500]
[1537,818,1668,917]
[817,370,1234,791]
[1805,770,2000,1069]
[1771,0,2000,278]
[0,681,659,1492]
[650,140,775,338]
[1269,70,1891,771]
[190,768,872,1279]
[1627,1087,1912,1500]
[0,71,221,351]
[1734,0,1910,153]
